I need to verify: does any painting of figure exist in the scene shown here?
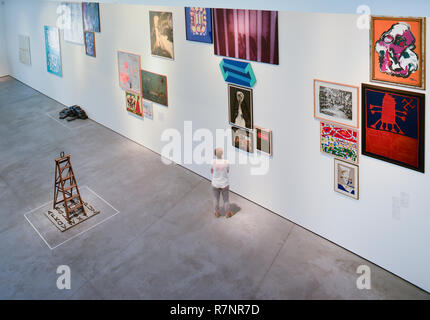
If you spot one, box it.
[213,9,279,65]
[117,51,141,95]
[82,2,100,33]
[362,83,425,172]
[228,84,253,131]
[185,7,213,43]
[150,11,174,59]
[334,159,359,200]
[314,80,359,128]
[370,16,425,89]
[141,70,168,106]
[44,26,62,77]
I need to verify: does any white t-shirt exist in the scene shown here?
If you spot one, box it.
[211,158,229,188]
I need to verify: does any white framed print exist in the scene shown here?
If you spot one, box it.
[334,159,359,200]
[314,79,359,128]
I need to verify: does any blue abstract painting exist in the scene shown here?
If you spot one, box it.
[185,7,212,43]
[219,58,256,87]
[84,31,96,57]
[44,26,62,77]
[82,2,100,33]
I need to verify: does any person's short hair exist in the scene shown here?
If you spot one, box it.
[214,148,223,159]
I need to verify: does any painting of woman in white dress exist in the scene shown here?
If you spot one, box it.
[228,84,253,130]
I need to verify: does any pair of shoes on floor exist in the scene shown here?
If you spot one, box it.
[214,211,233,218]
[59,105,88,121]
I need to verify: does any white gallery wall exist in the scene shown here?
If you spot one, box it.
[0,2,10,76]
[3,0,430,292]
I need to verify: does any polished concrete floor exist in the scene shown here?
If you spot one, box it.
[0,76,428,300]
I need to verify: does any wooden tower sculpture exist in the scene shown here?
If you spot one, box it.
[53,152,86,222]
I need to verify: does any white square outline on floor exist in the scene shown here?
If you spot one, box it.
[45,111,93,131]
[23,186,120,250]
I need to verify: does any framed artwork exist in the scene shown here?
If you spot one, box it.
[142,100,153,119]
[149,11,174,59]
[255,126,272,156]
[63,2,84,45]
[370,16,426,89]
[314,79,359,128]
[18,35,31,65]
[126,91,143,117]
[228,84,253,131]
[117,51,141,95]
[334,159,359,200]
[141,70,168,106]
[232,126,254,153]
[84,31,96,57]
[185,7,213,43]
[44,26,62,77]
[362,83,425,172]
[213,9,279,65]
[82,2,100,33]
[320,122,359,164]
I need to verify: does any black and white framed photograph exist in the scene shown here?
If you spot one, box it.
[334,159,359,200]
[314,79,359,128]
[228,84,253,131]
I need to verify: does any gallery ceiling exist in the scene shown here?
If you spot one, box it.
[41,0,430,16]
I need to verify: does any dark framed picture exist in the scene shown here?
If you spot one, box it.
[370,16,426,90]
[334,159,359,200]
[362,83,425,172]
[185,7,213,43]
[228,84,253,131]
[232,126,254,153]
[84,31,96,57]
[255,126,272,156]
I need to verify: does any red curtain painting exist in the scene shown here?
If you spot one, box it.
[213,9,279,65]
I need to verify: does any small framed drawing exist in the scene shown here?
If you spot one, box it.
[314,79,359,128]
[255,126,272,156]
[334,159,359,200]
[142,99,153,119]
[126,91,143,117]
[232,126,254,153]
[185,7,213,43]
[84,31,96,57]
[228,84,253,131]
[370,16,425,90]
[320,122,359,164]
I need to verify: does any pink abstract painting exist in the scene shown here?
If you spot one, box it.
[213,9,279,65]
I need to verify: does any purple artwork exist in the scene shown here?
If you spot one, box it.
[213,9,279,65]
[375,23,418,78]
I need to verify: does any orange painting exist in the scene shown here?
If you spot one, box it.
[370,16,425,90]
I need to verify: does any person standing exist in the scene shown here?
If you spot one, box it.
[211,148,232,218]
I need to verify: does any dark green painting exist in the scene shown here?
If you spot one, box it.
[141,70,168,106]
